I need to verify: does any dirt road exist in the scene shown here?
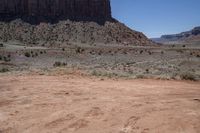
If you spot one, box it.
[0,74,200,133]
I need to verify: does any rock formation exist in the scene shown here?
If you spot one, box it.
[0,0,154,45]
[0,0,112,23]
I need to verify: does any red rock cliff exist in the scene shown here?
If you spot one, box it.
[0,0,112,23]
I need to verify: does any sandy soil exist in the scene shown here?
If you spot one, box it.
[0,74,200,133]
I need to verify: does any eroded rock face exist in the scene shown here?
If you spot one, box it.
[0,0,112,23]
[0,0,154,45]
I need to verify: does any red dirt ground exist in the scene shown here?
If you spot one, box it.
[0,74,200,133]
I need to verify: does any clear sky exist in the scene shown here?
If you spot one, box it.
[111,0,200,38]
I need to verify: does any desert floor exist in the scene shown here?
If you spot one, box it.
[0,73,200,133]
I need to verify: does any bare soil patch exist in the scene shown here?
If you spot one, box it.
[0,73,200,133]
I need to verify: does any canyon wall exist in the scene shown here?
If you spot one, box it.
[0,0,112,23]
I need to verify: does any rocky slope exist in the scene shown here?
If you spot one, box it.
[0,19,153,46]
[0,0,154,46]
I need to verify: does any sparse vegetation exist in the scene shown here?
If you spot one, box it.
[54,61,62,67]
[91,70,129,78]
[148,51,152,55]
[35,52,38,57]
[53,61,67,67]
[180,73,196,81]
[136,75,145,79]
[0,43,3,47]
[3,56,10,62]
[24,52,31,57]
[76,47,84,54]
[145,69,149,73]
[0,68,9,73]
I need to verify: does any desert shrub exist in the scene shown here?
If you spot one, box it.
[197,55,200,58]
[3,56,7,61]
[62,62,67,66]
[136,75,145,79]
[53,61,67,67]
[145,69,149,73]
[182,45,186,48]
[0,55,2,60]
[0,43,3,47]
[161,51,164,54]
[176,49,184,53]
[98,51,102,55]
[31,51,33,54]
[3,56,10,62]
[81,40,86,44]
[148,51,152,55]
[53,61,61,67]
[91,70,101,77]
[0,68,9,73]
[91,70,121,78]
[62,48,65,51]
[7,54,11,58]
[34,52,38,56]
[24,52,31,57]
[40,51,43,54]
[140,50,143,54]
[76,47,84,54]
[180,73,196,81]
[123,51,127,55]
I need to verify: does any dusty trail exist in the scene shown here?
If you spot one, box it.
[0,74,200,133]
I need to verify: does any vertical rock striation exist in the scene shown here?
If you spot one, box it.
[0,0,112,23]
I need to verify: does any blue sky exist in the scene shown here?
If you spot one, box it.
[111,0,200,38]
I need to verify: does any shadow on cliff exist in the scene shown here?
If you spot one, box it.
[0,15,116,25]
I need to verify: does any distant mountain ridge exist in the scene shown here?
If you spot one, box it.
[152,26,200,44]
